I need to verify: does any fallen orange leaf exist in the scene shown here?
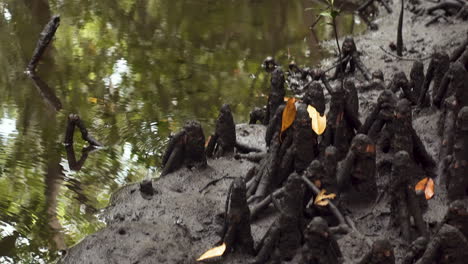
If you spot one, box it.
[307,105,327,135]
[197,243,226,261]
[415,177,435,200]
[314,189,336,206]
[280,98,297,138]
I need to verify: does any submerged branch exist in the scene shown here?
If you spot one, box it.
[26,15,60,74]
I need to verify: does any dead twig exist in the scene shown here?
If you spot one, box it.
[379,46,431,61]
[199,176,236,193]
[301,176,346,226]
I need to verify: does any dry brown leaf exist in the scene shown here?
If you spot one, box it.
[197,243,226,261]
[205,136,212,148]
[314,189,336,206]
[307,105,327,135]
[415,177,435,200]
[280,98,297,137]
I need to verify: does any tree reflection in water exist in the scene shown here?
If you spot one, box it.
[0,0,365,262]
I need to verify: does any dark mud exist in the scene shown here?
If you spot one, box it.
[59,0,468,263]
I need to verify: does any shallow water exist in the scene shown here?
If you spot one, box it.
[0,0,364,262]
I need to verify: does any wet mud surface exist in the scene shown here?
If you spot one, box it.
[59,0,468,263]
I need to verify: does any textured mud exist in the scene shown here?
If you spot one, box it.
[59,1,468,263]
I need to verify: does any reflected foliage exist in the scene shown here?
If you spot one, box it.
[0,0,364,262]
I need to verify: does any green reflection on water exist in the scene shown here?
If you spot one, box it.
[0,0,365,262]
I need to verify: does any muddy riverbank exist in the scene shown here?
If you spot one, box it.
[59,0,468,263]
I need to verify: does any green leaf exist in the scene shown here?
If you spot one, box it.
[319,11,332,18]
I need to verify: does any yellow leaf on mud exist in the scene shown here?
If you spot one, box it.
[281,97,297,136]
[307,105,327,135]
[415,177,435,200]
[314,189,336,206]
[197,243,226,261]
[88,97,98,104]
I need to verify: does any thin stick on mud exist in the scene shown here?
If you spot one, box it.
[199,176,236,193]
[26,15,61,74]
[299,55,350,92]
[301,175,346,226]
[425,14,449,27]
[379,46,431,61]
[396,0,404,56]
[310,15,323,29]
[324,55,351,73]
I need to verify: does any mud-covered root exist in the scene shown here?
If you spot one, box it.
[333,37,372,81]
[414,224,468,264]
[450,31,468,62]
[446,107,468,202]
[357,70,386,91]
[234,152,266,163]
[417,49,450,107]
[64,114,102,147]
[27,15,61,73]
[358,239,395,264]
[246,134,285,203]
[249,107,266,125]
[160,120,207,176]
[390,151,427,243]
[302,81,326,115]
[443,199,468,239]
[410,61,425,104]
[356,0,392,31]
[388,71,417,105]
[360,90,396,139]
[220,177,255,255]
[206,104,236,158]
[248,103,318,203]
[337,134,377,201]
[321,82,362,160]
[426,0,465,16]
[402,237,428,264]
[262,56,286,125]
[300,217,343,264]
[433,61,468,109]
[252,173,304,263]
[139,180,155,200]
[292,103,319,173]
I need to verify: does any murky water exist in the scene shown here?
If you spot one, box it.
[0,0,364,262]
